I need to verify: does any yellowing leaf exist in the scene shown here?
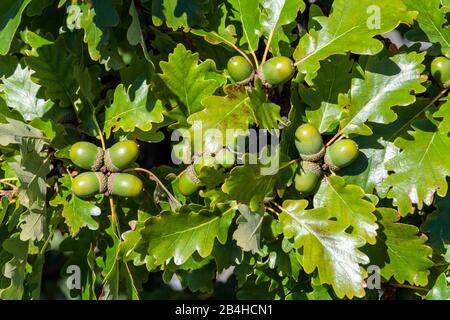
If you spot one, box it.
[279,200,369,299]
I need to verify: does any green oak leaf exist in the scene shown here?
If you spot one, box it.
[59,230,97,299]
[24,39,77,107]
[151,0,209,29]
[0,63,53,121]
[159,44,222,116]
[188,85,254,137]
[421,194,450,249]
[248,81,283,130]
[261,0,305,56]
[177,263,216,294]
[233,204,264,254]
[0,117,48,147]
[403,0,450,54]
[92,0,119,28]
[380,103,450,216]
[139,205,235,265]
[426,273,450,300]
[264,240,302,280]
[340,99,431,194]
[293,0,416,79]
[68,2,103,61]
[340,52,426,136]
[19,211,46,242]
[377,208,433,286]
[98,220,120,300]
[103,82,164,139]
[0,0,31,55]
[191,4,238,49]
[278,200,369,299]
[228,0,261,54]
[10,138,49,207]
[10,138,50,242]
[127,0,154,70]
[222,149,281,211]
[306,276,333,300]
[20,29,53,57]
[300,55,353,133]
[0,234,28,300]
[49,174,101,237]
[314,176,378,244]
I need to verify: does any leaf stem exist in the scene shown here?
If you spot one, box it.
[251,51,260,68]
[326,129,345,147]
[109,197,121,236]
[390,283,429,292]
[0,179,18,189]
[261,29,275,64]
[0,177,19,182]
[266,206,280,216]
[39,231,53,256]
[124,167,181,207]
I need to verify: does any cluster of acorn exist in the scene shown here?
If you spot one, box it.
[227,55,295,86]
[293,124,360,195]
[69,140,143,198]
[177,148,235,196]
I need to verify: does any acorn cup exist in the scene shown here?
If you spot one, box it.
[178,165,201,196]
[107,173,143,197]
[294,161,322,195]
[72,172,107,198]
[178,155,218,196]
[104,140,140,173]
[324,139,359,171]
[70,141,104,171]
[294,123,325,161]
[259,56,295,86]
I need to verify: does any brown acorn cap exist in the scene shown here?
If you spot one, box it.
[107,173,118,194]
[300,146,325,162]
[91,148,104,171]
[186,165,200,184]
[95,172,108,194]
[256,66,271,88]
[300,161,322,177]
[324,148,339,171]
[104,149,120,173]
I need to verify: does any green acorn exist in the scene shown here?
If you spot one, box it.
[431,56,450,87]
[104,140,139,172]
[72,172,107,198]
[227,56,254,84]
[70,141,104,171]
[178,155,218,196]
[260,56,295,86]
[215,148,235,169]
[107,173,143,197]
[294,123,325,161]
[193,154,219,173]
[324,139,359,171]
[178,165,201,196]
[294,161,322,194]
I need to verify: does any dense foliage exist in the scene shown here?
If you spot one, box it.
[0,0,449,300]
